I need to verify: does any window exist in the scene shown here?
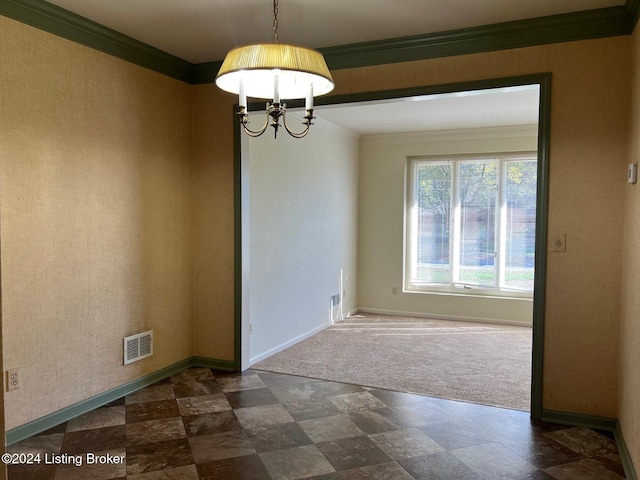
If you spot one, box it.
[405,153,537,297]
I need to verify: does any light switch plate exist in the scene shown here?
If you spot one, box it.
[629,163,638,184]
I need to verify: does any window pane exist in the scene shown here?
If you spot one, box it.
[414,163,451,284]
[459,161,497,287]
[504,160,537,291]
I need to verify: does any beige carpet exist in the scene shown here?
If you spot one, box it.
[253,313,532,411]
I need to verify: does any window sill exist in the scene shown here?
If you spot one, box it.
[404,286,533,301]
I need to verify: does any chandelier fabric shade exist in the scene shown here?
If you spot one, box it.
[215,43,334,100]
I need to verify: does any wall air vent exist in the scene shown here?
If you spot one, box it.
[124,330,153,365]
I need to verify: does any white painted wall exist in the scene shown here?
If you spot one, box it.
[247,114,359,364]
[357,126,538,325]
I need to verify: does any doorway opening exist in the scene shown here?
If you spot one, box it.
[235,74,550,419]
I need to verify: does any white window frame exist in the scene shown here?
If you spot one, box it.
[404,152,537,299]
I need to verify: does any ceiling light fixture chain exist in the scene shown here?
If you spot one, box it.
[273,0,279,43]
[215,0,334,139]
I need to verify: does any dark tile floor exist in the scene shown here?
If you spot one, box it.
[6,367,626,479]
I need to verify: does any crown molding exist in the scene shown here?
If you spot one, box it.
[320,6,632,71]
[0,0,636,85]
[192,6,634,84]
[628,0,640,30]
[192,61,222,85]
[360,124,539,147]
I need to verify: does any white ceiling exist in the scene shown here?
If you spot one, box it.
[45,0,624,64]
[41,1,597,134]
[318,85,541,136]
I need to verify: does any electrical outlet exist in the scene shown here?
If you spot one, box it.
[7,368,19,391]
[551,233,566,253]
[330,294,341,307]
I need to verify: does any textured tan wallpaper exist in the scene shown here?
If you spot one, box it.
[191,86,236,362]
[620,27,640,474]
[0,18,193,430]
[193,37,630,417]
[542,39,629,417]
[0,261,5,478]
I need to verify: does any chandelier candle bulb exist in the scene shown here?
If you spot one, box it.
[306,84,313,111]
[239,79,246,110]
[273,75,280,103]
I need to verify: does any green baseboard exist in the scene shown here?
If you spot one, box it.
[542,409,637,480]
[5,356,235,446]
[614,420,638,480]
[191,356,235,371]
[541,408,617,431]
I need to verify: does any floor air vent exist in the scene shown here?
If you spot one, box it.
[124,330,153,365]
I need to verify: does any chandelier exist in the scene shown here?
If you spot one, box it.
[215,0,335,138]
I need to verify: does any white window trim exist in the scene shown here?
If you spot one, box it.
[404,152,537,300]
